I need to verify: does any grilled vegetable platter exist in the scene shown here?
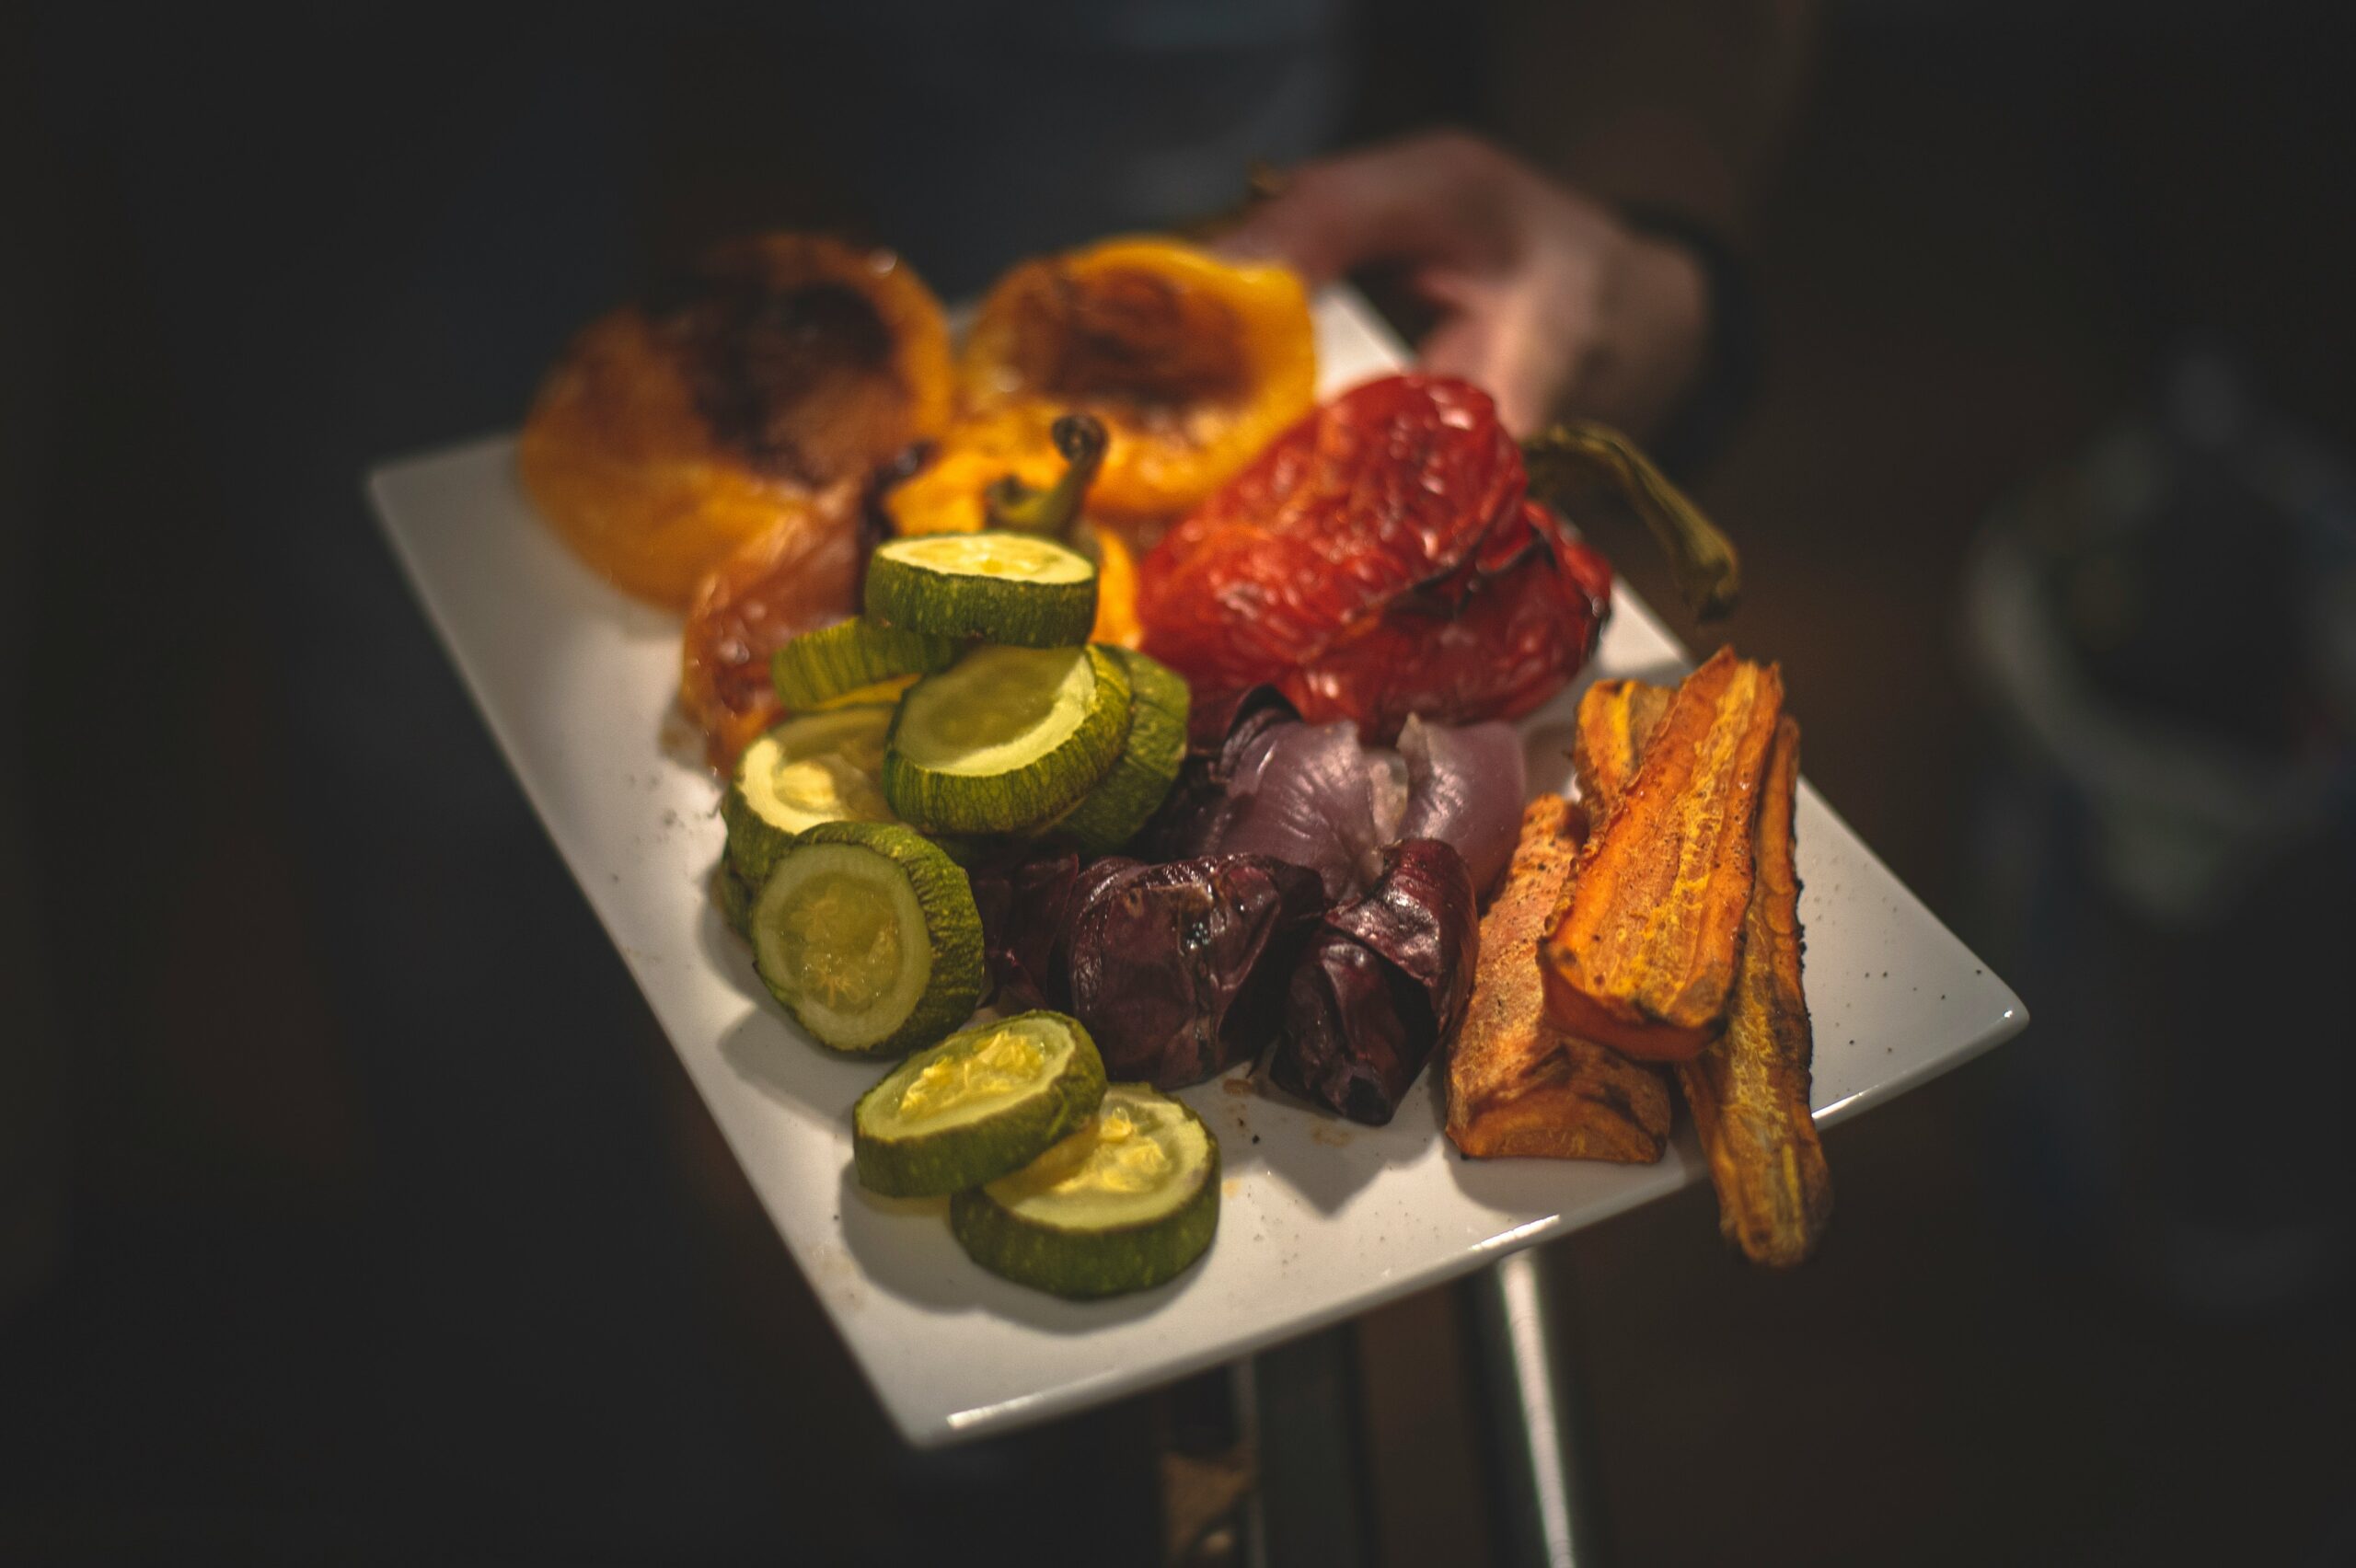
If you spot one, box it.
[369,219,2032,1440]
[518,228,1843,1305]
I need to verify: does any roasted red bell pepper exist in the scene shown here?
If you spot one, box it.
[1137,375,1623,740]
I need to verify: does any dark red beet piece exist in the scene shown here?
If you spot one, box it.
[1063,854,1325,1089]
[1269,838,1481,1124]
[967,848,1086,1012]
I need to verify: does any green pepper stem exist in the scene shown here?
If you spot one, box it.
[985,413,1109,536]
[1522,422,1740,620]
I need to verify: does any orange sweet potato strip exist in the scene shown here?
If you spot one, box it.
[1688,716,1831,1264]
[1576,679,1832,1267]
[1448,797,1671,1162]
[1570,678,1675,814]
[1541,648,1784,1060]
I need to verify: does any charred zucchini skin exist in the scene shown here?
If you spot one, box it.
[1057,648,1190,856]
[750,821,984,1057]
[882,645,1132,835]
[947,1097,1221,1298]
[852,1012,1108,1198]
[865,532,1098,648]
[770,618,962,711]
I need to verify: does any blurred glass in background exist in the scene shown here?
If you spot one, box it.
[1965,347,2356,1309]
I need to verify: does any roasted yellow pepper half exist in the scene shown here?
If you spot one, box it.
[955,236,1316,525]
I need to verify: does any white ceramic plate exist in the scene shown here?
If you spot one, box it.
[367,290,2027,1447]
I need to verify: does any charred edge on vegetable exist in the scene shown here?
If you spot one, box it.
[652,266,904,487]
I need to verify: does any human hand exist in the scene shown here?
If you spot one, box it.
[1220,131,1713,440]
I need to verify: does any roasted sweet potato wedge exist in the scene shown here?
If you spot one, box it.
[1541,649,1783,1059]
[1570,678,1674,813]
[1448,796,1671,1161]
[1575,678,1831,1267]
[1689,716,1831,1264]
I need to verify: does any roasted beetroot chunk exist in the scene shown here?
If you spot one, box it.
[1062,854,1325,1089]
[966,847,1089,1012]
[1271,839,1481,1124]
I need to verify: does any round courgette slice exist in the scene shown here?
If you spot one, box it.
[722,706,898,886]
[948,1084,1220,1298]
[749,822,984,1057]
[924,832,1019,870]
[770,618,962,711]
[816,674,919,709]
[1056,648,1191,856]
[865,531,1098,647]
[883,644,1131,835]
[853,1011,1108,1197]
[714,859,758,939]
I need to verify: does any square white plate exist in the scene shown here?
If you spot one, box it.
[368,290,2026,1447]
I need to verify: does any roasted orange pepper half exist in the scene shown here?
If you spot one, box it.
[521,234,952,608]
[957,236,1316,528]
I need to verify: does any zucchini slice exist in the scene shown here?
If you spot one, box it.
[722,706,897,886]
[925,832,1022,870]
[865,531,1098,647]
[949,1084,1220,1298]
[1057,648,1191,855]
[771,618,961,711]
[749,822,984,1057]
[924,826,1075,870]
[713,859,757,939]
[852,1011,1107,1197]
[883,645,1131,835]
[816,674,919,709]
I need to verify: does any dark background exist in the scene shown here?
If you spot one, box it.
[4,2,2352,1562]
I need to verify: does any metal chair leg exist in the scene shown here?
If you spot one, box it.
[1460,1249,1612,1568]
